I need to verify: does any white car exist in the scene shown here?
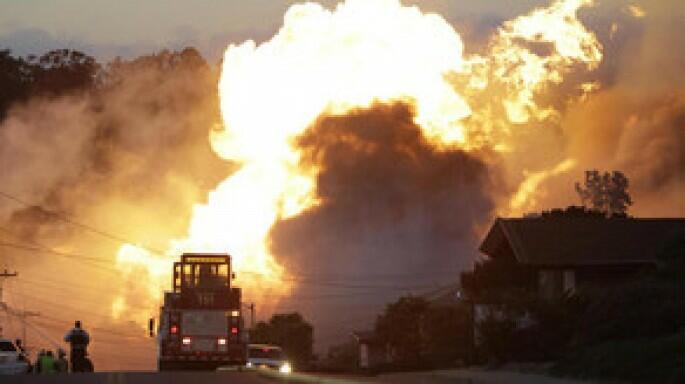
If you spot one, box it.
[0,339,29,375]
[246,344,291,374]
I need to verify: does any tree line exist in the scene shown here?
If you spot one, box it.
[0,47,210,121]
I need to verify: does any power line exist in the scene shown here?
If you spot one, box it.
[0,226,119,267]
[10,279,155,313]
[0,191,462,290]
[31,314,149,339]
[0,241,119,275]
[7,289,118,322]
[0,190,165,255]
[239,270,443,290]
[0,190,462,283]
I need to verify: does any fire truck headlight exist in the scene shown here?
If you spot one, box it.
[217,338,227,345]
[279,362,292,374]
[182,337,191,345]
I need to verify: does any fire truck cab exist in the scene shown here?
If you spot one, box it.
[157,253,246,370]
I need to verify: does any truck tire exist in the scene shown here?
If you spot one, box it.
[158,360,175,371]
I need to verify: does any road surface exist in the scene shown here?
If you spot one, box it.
[0,371,277,384]
[1,369,598,384]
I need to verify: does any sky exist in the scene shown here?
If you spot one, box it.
[1,0,682,369]
[0,0,548,61]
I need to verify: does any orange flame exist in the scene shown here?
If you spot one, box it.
[112,0,604,321]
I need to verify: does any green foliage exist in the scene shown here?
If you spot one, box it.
[575,169,632,217]
[249,312,313,369]
[462,226,685,378]
[29,49,100,95]
[375,296,429,367]
[574,279,685,345]
[470,294,580,364]
[0,49,100,121]
[553,331,685,383]
[0,50,32,119]
[0,47,210,125]
[657,230,685,280]
[477,313,517,364]
[460,256,535,304]
[423,304,470,365]
[322,340,359,372]
[374,296,470,369]
[549,231,685,382]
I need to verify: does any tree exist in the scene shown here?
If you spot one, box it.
[324,340,359,372]
[575,170,632,217]
[374,296,470,369]
[249,312,313,369]
[29,49,100,95]
[0,50,32,120]
[423,304,470,365]
[375,296,430,367]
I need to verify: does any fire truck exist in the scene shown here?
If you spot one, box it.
[156,253,246,370]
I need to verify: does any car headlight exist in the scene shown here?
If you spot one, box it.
[279,362,292,374]
[246,361,253,368]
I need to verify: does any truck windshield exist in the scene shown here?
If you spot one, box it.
[0,341,17,352]
[249,347,283,359]
[182,264,229,289]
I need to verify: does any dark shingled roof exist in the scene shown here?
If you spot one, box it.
[480,217,685,267]
[352,330,379,343]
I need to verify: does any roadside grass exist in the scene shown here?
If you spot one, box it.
[256,367,368,384]
[551,330,685,384]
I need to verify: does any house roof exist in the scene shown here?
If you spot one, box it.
[351,330,379,344]
[479,217,685,267]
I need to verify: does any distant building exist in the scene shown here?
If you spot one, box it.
[351,330,388,371]
[478,216,685,299]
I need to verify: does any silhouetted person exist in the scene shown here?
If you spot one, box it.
[34,349,45,373]
[64,320,90,372]
[55,349,68,373]
[38,350,56,374]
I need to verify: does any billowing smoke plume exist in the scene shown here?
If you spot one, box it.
[0,48,227,369]
[1,0,684,368]
[269,102,495,342]
[504,1,685,216]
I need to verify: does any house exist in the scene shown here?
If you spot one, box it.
[478,215,685,299]
[351,330,387,371]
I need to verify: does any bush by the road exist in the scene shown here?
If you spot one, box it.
[552,331,685,384]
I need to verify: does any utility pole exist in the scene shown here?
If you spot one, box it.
[16,310,40,347]
[0,270,18,339]
[0,269,18,307]
[243,302,255,329]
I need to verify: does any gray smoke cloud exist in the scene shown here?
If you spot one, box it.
[0,48,229,369]
[1,0,684,367]
[269,102,497,346]
[525,1,685,216]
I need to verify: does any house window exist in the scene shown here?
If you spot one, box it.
[563,269,576,294]
[538,269,563,299]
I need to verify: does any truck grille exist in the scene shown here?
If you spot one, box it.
[192,338,216,352]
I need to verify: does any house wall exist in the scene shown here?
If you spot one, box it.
[538,269,576,299]
[575,264,654,287]
[537,264,653,299]
[355,341,388,370]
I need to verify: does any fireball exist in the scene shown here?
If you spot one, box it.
[113,0,603,321]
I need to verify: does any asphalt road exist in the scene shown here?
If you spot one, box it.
[0,369,595,384]
[0,371,278,384]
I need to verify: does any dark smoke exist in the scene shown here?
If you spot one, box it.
[0,48,230,370]
[269,102,497,345]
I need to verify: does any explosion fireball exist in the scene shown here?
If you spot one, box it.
[113,0,603,320]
